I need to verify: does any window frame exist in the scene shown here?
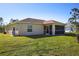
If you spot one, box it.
[27,24,32,32]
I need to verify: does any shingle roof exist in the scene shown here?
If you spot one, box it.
[7,18,65,26]
[43,20,65,25]
[18,18,44,24]
[43,20,54,24]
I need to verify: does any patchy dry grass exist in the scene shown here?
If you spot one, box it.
[0,34,79,56]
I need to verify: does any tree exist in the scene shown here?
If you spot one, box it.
[66,22,75,32]
[68,8,79,42]
[10,18,18,23]
[0,17,4,33]
[0,17,3,26]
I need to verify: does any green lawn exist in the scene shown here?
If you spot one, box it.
[0,34,79,56]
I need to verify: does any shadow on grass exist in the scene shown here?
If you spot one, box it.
[27,35,53,39]
[14,34,67,39]
[65,33,76,37]
[15,35,53,39]
[13,32,77,39]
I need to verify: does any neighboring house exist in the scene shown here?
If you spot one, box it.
[65,23,76,33]
[6,18,65,36]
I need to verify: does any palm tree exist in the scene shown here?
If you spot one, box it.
[68,8,79,42]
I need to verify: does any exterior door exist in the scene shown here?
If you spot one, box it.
[44,25,52,35]
[12,27,15,35]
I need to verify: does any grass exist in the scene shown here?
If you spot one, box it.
[0,34,79,56]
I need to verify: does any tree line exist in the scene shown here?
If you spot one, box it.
[0,17,18,33]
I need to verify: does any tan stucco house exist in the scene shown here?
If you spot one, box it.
[6,18,65,36]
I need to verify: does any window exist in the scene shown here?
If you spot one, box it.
[27,24,32,32]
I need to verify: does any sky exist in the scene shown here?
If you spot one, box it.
[0,3,79,24]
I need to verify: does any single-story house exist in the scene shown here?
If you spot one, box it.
[6,18,65,36]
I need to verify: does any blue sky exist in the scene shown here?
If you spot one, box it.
[0,3,79,24]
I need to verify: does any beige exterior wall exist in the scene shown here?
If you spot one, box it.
[7,23,44,35]
[19,23,44,35]
[6,24,19,35]
[6,19,65,36]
